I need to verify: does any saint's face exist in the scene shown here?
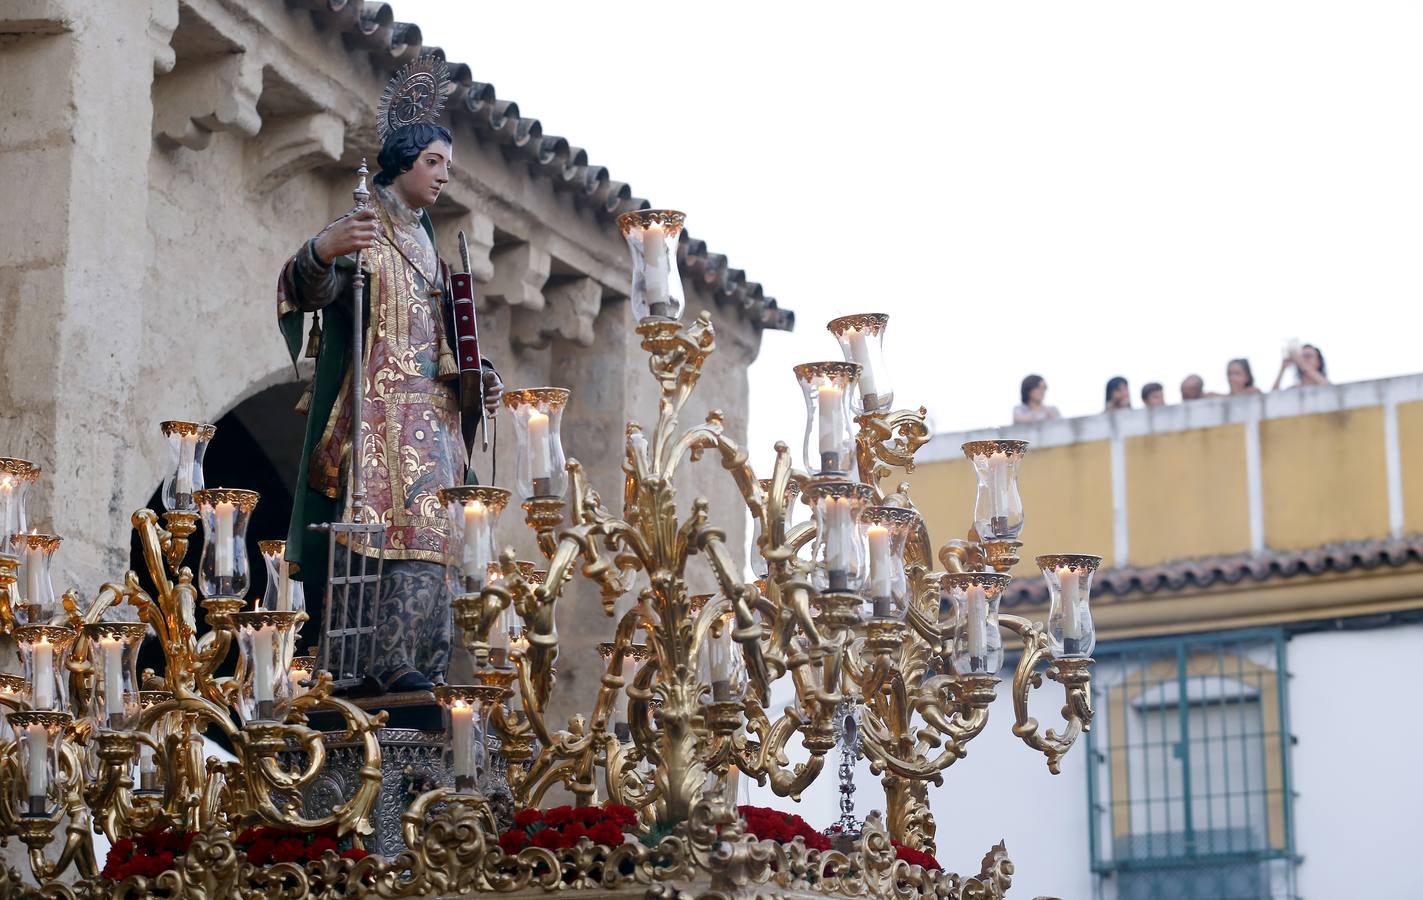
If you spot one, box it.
[394,140,452,210]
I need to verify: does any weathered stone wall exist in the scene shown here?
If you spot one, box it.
[0,0,784,726]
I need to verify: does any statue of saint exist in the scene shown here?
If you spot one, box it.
[276,59,502,694]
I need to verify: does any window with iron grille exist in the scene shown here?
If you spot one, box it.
[1086,630,1298,900]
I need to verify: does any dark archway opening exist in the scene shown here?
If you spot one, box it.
[131,381,316,681]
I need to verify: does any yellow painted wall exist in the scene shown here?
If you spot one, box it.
[1261,408,1389,549]
[901,458,977,555]
[1125,425,1250,567]
[905,441,1114,577]
[1399,399,1423,535]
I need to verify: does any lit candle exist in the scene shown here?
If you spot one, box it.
[279,560,293,612]
[825,496,852,591]
[214,501,236,578]
[1064,566,1081,643]
[288,665,308,697]
[461,501,489,584]
[100,637,126,720]
[24,537,41,615]
[844,329,881,405]
[176,433,198,500]
[709,614,733,700]
[450,700,475,786]
[989,452,1011,514]
[252,626,275,704]
[139,741,157,791]
[966,585,988,669]
[527,410,552,482]
[817,381,845,466]
[867,524,892,612]
[641,223,670,312]
[24,723,46,812]
[867,524,892,596]
[0,475,16,535]
[31,639,53,709]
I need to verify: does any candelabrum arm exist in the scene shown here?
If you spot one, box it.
[21,740,99,884]
[243,692,385,836]
[854,406,931,489]
[999,614,1094,774]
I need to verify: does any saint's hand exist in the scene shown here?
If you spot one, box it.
[312,209,379,264]
[482,367,504,416]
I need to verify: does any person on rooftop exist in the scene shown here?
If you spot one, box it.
[1141,382,1165,407]
[1181,374,1209,401]
[1013,374,1061,423]
[1272,341,1330,390]
[1105,376,1131,410]
[1227,358,1261,396]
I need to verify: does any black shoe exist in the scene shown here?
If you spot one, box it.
[382,669,435,694]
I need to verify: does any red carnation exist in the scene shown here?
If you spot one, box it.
[575,806,604,827]
[246,838,276,866]
[562,823,589,846]
[340,847,370,862]
[604,803,637,828]
[499,830,529,853]
[588,821,624,847]
[513,808,543,829]
[542,806,574,828]
[531,828,564,850]
[307,837,338,858]
[272,837,308,864]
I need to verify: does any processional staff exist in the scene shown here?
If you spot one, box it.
[348,159,371,520]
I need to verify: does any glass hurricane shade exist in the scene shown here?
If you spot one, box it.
[750,479,802,578]
[963,440,1028,541]
[859,506,921,619]
[257,541,304,614]
[6,711,68,818]
[10,532,60,624]
[700,609,744,702]
[484,560,537,668]
[795,362,861,478]
[231,611,299,724]
[828,314,893,413]
[159,422,215,513]
[136,691,174,795]
[942,572,1011,675]
[82,623,145,732]
[437,688,489,793]
[617,209,686,321]
[806,481,877,594]
[439,486,510,594]
[0,458,39,543]
[17,626,71,713]
[1037,554,1102,658]
[195,489,258,600]
[504,389,570,501]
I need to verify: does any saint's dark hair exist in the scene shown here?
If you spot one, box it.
[374,123,453,186]
[1020,374,1045,406]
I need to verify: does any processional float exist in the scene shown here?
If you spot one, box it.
[0,188,1102,898]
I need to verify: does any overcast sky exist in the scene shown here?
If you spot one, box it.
[397,1,1422,468]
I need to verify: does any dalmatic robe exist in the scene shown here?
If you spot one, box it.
[277,185,485,685]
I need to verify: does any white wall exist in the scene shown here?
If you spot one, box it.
[1290,624,1423,900]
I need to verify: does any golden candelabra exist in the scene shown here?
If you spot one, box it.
[0,206,1102,899]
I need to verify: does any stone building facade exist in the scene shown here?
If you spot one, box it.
[0,0,791,722]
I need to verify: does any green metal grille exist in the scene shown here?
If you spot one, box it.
[1086,630,1297,900]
